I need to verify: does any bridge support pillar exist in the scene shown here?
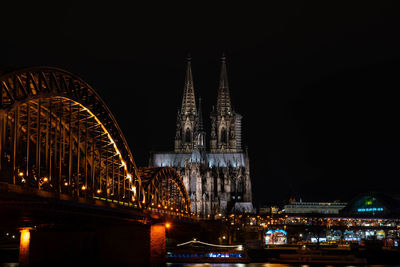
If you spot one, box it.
[19,228,31,267]
[150,223,166,265]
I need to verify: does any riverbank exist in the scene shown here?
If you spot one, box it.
[248,246,400,265]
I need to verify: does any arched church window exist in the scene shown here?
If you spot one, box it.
[185,128,191,143]
[197,133,204,146]
[221,128,227,143]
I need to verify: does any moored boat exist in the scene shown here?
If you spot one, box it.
[167,239,250,263]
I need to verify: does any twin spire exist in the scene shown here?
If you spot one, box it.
[176,54,240,153]
[217,54,233,116]
[180,54,233,116]
[180,55,197,116]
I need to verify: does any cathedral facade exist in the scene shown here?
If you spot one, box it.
[149,55,253,216]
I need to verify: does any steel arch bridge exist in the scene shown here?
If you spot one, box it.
[138,167,190,213]
[0,66,190,216]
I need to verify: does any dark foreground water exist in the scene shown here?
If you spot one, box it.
[0,264,399,267]
[166,264,400,267]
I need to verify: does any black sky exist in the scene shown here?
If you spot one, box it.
[1,2,400,206]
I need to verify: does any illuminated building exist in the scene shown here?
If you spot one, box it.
[284,201,347,214]
[150,55,253,216]
[342,192,400,216]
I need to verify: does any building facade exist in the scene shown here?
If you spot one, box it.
[283,201,348,214]
[149,55,253,216]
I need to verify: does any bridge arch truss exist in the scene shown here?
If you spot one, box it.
[138,167,191,214]
[0,67,190,215]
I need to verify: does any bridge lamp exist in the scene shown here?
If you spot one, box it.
[64,182,68,186]
[18,171,24,177]
[164,206,167,209]
[165,223,171,229]
[96,189,101,194]
[81,185,86,190]
[43,177,48,182]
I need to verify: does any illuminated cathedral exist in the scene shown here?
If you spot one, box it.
[149,55,253,216]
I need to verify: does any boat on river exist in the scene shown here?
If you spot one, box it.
[167,239,250,263]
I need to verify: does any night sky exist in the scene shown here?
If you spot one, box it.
[1,2,399,206]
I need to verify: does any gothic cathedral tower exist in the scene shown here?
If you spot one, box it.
[210,54,242,152]
[151,54,253,216]
[174,55,205,153]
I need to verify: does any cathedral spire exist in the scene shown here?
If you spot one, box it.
[216,53,232,116]
[181,54,197,115]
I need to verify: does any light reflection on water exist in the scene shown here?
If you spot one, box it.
[2,264,400,267]
[166,264,400,267]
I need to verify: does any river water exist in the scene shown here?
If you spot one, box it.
[167,264,400,267]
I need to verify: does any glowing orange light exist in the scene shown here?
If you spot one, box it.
[64,182,68,186]
[43,177,48,182]
[81,185,86,190]
[97,189,101,194]
[18,172,24,177]
[165,223,171,229]
[19,228,30,266]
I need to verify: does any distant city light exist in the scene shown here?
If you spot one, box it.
[357,207,383,212]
